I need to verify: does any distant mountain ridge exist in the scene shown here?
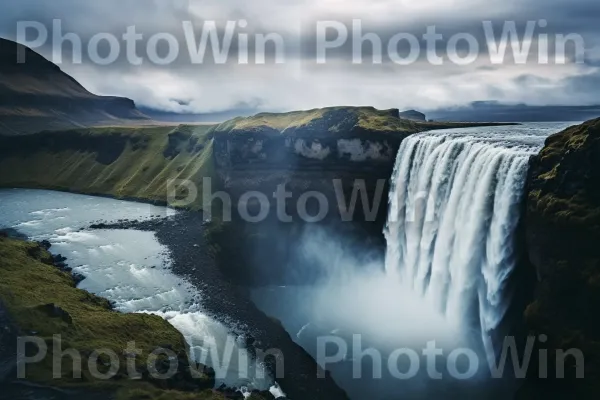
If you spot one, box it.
[0,38,149,135]
[428,101,600,122]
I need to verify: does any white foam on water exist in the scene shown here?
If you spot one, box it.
[0,189,273,391]
[384,126,553,357]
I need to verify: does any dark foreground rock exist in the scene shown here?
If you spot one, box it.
[522,118,600,398]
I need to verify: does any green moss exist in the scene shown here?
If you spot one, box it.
[567,132,589,150]
[0,124,216,210]
[224,108,328,131]
[0,236,222,399]
[212,106,512,139]
[355,107,415,132]
[538,164,559,180]
[529,118,600,227]
[523,118,600,399]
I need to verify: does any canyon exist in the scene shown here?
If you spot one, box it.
[0,37,599,399]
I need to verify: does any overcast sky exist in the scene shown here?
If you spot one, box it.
[2,0,600,115]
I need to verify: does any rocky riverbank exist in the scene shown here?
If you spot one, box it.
[0,231,275,400]
[88,212,349,400]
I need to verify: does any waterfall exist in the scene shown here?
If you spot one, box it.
[384,129,535,346]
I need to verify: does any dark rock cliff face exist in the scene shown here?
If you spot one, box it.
[213,107,407,171]
[209,108,410,285]
[208,107,518,285]
[522,118,600,398]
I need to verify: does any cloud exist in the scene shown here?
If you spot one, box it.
[1,0,599,114]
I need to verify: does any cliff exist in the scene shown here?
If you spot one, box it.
[211,106,513,217]
[0,38,149,135]
[0,125,216,209]
[522,118,600,397]
[213,106,509,170]
[0,107,515,287]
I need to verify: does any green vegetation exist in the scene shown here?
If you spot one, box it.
[0,235,228,399]
[212,106,511,139]
[0,124,216,210]
[529,118,600,227]
[218,108,328,132]
[522,117,600,399]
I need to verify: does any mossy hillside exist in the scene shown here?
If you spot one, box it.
[0,236,228,399]
[0,124,216,210]
[212,106,513,139]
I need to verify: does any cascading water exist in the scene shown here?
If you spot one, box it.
[384,127,542,352]
[252,123,574,399]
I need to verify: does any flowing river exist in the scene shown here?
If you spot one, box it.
[0,189,275,398]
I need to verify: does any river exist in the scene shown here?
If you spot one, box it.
[0,189,274,398]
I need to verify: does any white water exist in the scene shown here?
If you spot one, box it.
[0,189,273,393]
[249,123,576,399]
[384,123,573,353]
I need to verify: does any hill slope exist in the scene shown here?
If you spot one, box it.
[0,125,216,209]
[0,38,149,135]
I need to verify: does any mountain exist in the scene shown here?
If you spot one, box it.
[398,109,426,121]
[139,106,256,124]
[428,101,600,122]
[0,38,149,135]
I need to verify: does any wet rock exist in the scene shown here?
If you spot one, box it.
[89,223,108,229]
[523,118,600,398]
[72,273,86,285]
[52,254,67,263]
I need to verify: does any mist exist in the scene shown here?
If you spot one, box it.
[294,226,461,347]
[251,224,504,399]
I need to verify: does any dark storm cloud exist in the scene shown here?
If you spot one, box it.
[0,0,599,113]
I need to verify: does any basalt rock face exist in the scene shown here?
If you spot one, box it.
[212,107,408,170]
[208,107,517,285]
[209,107,411,285]
[522,118,600,398]
[210,107,503,220]
[0,38,149,135]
